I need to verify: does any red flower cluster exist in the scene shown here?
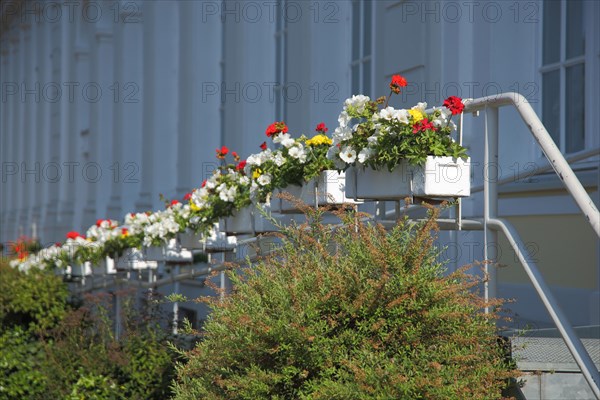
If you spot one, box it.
[232,151,240,162]
[412,118,437,134]
[236,160,247,171]
[265,121,288,137]
[66,231,85,240]
[315,122,328,133]
[201,179,207,188]
[260,141,267,151]
[121,227,129,236]
[443,96,464,115]
[183,192,192,201]
[216,146,229,159]
[389,74,407,94]
[169,199,180,207]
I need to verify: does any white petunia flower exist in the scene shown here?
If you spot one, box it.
[339,146,357,164]
[273,152,286,166]
[358,148,373,164]
[288,145,307,163]
[257,174,271,186]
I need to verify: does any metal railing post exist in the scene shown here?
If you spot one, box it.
[484,107,499,311]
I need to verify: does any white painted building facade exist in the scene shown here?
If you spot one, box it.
[1,0,599,328]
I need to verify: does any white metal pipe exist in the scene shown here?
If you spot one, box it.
[463,93,600,237]
[173,264,180,335]
[488,218,600,399]
[483,107,499,312]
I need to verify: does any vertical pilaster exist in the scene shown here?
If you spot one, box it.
[177,1,221,196]
[135,1,179,211]
[0,35,12,242]
[81,6,114,228]
[107,0,143,219]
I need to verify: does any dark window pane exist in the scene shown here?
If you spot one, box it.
[542,70,561,146]
[566,0,585,59]
[352,0,360,60]
[543,1,561,64]
[363,60,371,96]
[565,64,585,153]
[363,1,372,56]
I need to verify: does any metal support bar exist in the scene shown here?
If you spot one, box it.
[483,107,499,312]
[487,218,600,399]
[463,93,600,237]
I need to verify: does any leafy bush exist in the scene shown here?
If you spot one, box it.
[172,206,517,399]
[39,291,178,400]
[0,259,177,399]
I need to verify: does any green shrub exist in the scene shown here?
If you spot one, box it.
[172,206,517,399]
[40,291,178,400]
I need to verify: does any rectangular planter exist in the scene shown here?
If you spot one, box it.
[203,232,237,253]
[345,156,470,200]
[144,245,164,262]
[220,206,283,235]
[178,230,204,249]
[93,256,116,275]
[115,248,151,270]
[70,261,92,277]
[411,156,471,198]
[272,170,361,213]
[163,238,193,262]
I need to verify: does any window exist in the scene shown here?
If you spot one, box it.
[350,0,373,96]
[540,0,596,154]
[274,0,288,121]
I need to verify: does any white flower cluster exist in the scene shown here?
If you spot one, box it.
[9,243,66,273]
[328,96,458,168]
[86,219,120,244]
[191,169,250,209]
[141,207,182,247]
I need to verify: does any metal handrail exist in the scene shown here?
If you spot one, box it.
[463,93,600,237]
[462,93,599,398]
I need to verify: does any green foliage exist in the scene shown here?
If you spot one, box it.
[40,291,178,400]
[0,258,177,399]
[172,207,517,399]
[0,327,48,399]
[0,260,69,331]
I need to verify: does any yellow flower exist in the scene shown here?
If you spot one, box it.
[408,109,425,122]
[252,169,262,179]
[190,202,201,212]
[305,134,332,146]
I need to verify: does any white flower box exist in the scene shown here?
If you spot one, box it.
[203,232,237,252]
[94,256,116,275]
[69,261,92,277]
[412,156,471,197]
[115,248,153,270]
[345,156,470,200]
[178,229,204,249]
[163,238,193,262]
[220,205,284,235]
[272,170,361,213]
[144,245,164,261]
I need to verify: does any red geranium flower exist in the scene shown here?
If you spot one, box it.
[201,179,207,188]
[260,141,267,151]
[265,121,288,137]
[232,151,240,162]
[183,192,192,201]
[443,96,464,115]
[121,228,129,236]
[96,219,104,227]
[170,199,180,207]
[66,231,84,240]
[412,118,437,134]
[390,74,407,94]
[216,146,229,159]
[315,122,328,133]
[236,160,247,171]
